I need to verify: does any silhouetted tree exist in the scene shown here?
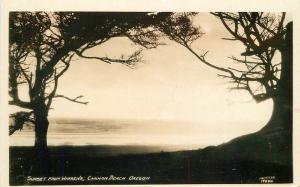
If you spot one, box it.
[9,12,172,174]
[160,13,292,133]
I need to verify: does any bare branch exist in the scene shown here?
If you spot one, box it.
[18,64,33,89]
[245,84,271,103]
[221,37,239,41]
[54,94,88,105]
[183,44,264,83]
[229,56,264,65]
[75,49,142,68]
[9,97,33,109]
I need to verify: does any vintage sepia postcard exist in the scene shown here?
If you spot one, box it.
[1,0,300,186]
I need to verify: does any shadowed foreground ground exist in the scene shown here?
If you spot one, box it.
[10,129,292,185]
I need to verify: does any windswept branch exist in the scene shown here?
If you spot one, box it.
[54,94,88,105]
[229,56,264,65]
[161,12,287,103]
[75,49,143,68]
[184,44,264,82]
[9,99,33,109]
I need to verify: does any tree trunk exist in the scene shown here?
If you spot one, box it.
[32,101,51,176]
[262,95,292,133]
[261,22,293,133]
[258,23,292,171]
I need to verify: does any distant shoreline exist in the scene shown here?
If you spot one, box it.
[10,118,228,147]
[9,144,201,157]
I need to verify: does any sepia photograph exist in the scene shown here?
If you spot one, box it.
[1,1,299,186]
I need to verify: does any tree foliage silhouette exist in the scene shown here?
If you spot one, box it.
[160,12,292,133]
[9,12,173,174]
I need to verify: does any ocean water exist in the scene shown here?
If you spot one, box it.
[10,118,258,151]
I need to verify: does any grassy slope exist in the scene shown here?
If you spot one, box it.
[10,128,292,185]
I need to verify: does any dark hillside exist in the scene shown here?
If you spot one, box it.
[10,126,292,185]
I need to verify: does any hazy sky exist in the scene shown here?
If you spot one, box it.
[44,13,273,133]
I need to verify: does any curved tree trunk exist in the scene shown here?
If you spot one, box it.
[262,22,293,133]
[258,22,292,170]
